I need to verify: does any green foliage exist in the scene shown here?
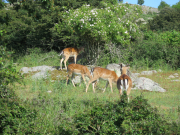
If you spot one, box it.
[138,0,144,5]
[58,2,142,44]
[0,45,38,134]
[0,0,5,9]
[130,30,180,69]
[73,94,172,134]
[55,2,142,64]
[0,1,64,54]
[0,46,21,95]
[158,1,170,10]
[172,1,180,10]
[148,7,180,31]
[0,98,38,134]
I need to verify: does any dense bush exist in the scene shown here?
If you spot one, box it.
[0,45,39,134]
[0,0,5,9]
[0,97,38,134]
[0,46,21,96]
[55,2,143,64]
[66,95,176,134]
[129,30,180,69]
[148,7,180,31]
[172,1,180,10]
[0,0,119,55]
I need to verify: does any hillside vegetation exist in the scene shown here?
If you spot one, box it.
[0,0,180,134]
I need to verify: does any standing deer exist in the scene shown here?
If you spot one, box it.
[58,47,84,70]
[85,67,119,93]
[66,64,92,87]
[117,64,132,102]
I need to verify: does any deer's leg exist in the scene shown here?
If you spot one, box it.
[102,81,109,93]
[86,77,99,93]
[80,74,87,87]
[108,79,113,93]
[60,58,64,70]
[74,55,77,64]
[66,72,72,86]
[64,56,69,70]
[71,73,76,87]
[92,80,98,93]
[119,85,123,96]
[126,86,131,102]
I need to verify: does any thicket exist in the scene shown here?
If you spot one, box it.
[172,1,180,10]
[42,94,179,134]
[0,45,38,134]
[1,1,144,66]
[139,7,180,69]
[148,7,180,32]
[71,95,179,134]
[0,0,118,54]
[130,30,180,69]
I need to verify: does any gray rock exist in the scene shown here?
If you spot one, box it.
[19,67,29,74]
[168,75,175,78]
[171,79,180,82]
[133,77,166,92]
[20,65,56,74]
[106,63,124,77]
[141,70,157,75]
[133,73,140,76]
[31,71,49,79]
[173,73,179,76]
[106,63,137,82]
[67,75,90,86]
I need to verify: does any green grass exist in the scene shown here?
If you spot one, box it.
[13,50,180,133]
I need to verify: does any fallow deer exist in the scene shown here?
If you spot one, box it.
[66,64,92,87]
[117,64,132,102]
[58,47,84,70]
[85,67,119,93]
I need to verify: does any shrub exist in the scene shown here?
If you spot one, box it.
[73,94,172,134]
[129,29,180,69]
[0,98,38,134]
[148,7,180,31]
[55,2,143,64]
[0,45,39,134]
[0,46,21,96]
[172,1,180,10]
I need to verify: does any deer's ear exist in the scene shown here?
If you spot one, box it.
[119,63,123,68]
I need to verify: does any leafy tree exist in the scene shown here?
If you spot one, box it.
[0,0,5,9]
[172,1,180,10]
[118,0,123,3]
[148,7,180,31]
[138,0,144,5]
[158,1,170,10]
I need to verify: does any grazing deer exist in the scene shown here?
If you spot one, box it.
[85,67,119,93]
[58,47,84,70]
[66,64,92,87]
[117,64,132,102]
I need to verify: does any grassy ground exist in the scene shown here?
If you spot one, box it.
[13,50,180,133]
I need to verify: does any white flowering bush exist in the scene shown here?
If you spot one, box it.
[55,2,143,64]
[55,3,142,45]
